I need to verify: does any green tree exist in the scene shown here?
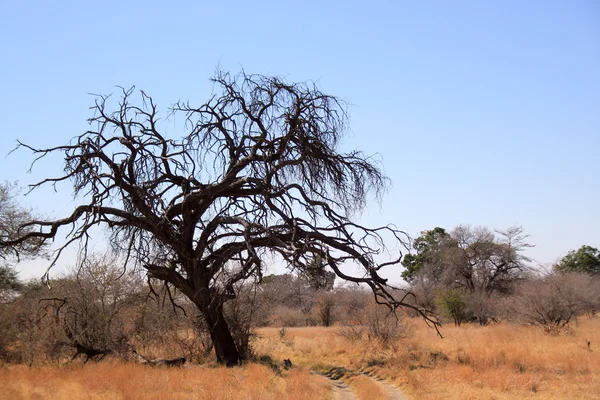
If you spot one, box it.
[401,227,452,282]
[435,288,471,327]
[555,245,600,275]
[0,265,20,292]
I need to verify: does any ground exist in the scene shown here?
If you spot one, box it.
[1,318,599,399]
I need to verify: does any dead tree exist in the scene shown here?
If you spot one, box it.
[1,70,440,366]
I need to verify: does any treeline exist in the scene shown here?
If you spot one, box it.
[401,225,600,333]
[0,254,383,365]
[1,224,599,366]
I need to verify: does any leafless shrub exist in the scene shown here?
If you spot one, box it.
[166,315,212,364]
[315,292,337,327]
[269,305,315,327]
[258,274,316,327]
[3,281,72,365]
[338,299,412,347]
[504,273,599,334]
[467,290,500,325]
[337,324,366,342]
[334,287,370,325]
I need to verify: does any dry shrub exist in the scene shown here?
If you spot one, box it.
[269,305,315,327]
[338,300,412,347]
[314,292,337,327]
[334,287,370,325]
[505,273,600,334]
[2,281,72,365]
[338,324,366,342]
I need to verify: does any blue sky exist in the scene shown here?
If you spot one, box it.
[1,1,598,280]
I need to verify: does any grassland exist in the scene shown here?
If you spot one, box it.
[1,318,599,399]
[256,317,600,399]
[0,362,330,399]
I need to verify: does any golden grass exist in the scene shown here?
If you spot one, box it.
[0,362,330,400]
[256,318,600,399]
[3,319,599,399]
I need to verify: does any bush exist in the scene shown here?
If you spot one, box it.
[315,292,337,327]
[505,273,600,334]
[338,300,412,347]
[435,288,471,326]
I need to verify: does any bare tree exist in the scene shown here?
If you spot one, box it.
[0,182,46,264]
[0,182,47,302]
[339,298,412,347]
[446,225,532,295]
[0,71,439,365]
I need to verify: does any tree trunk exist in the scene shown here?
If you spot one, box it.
[198,299,242,366]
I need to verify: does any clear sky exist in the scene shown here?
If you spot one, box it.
[1,1,598,281]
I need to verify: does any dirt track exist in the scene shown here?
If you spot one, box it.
[314,368,406,400]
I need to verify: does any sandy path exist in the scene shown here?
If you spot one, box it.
[360,373,406,400]
[314,369,406,400]
[312,371,356,400]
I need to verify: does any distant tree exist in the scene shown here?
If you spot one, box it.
[404,225,531,295]
[0,182,46,264]
[316,292,337,327]
[448,225,532,294]
[555,245,600,275]
[1,181,46,304]
[401,227,453,283]
[1,71,438,365]
[339,298,412,346]
[0,265,21,301]
[404,225,532,325]
[259,273,316,326]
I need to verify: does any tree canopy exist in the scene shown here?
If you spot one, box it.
[555,245,600,275]
[402,225,531,295]
[401,227,452,282]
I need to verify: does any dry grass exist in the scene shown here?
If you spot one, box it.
[393,318,600,399]
[3,318,599,399]
[0,362,330,400]
[256,318,600,399]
